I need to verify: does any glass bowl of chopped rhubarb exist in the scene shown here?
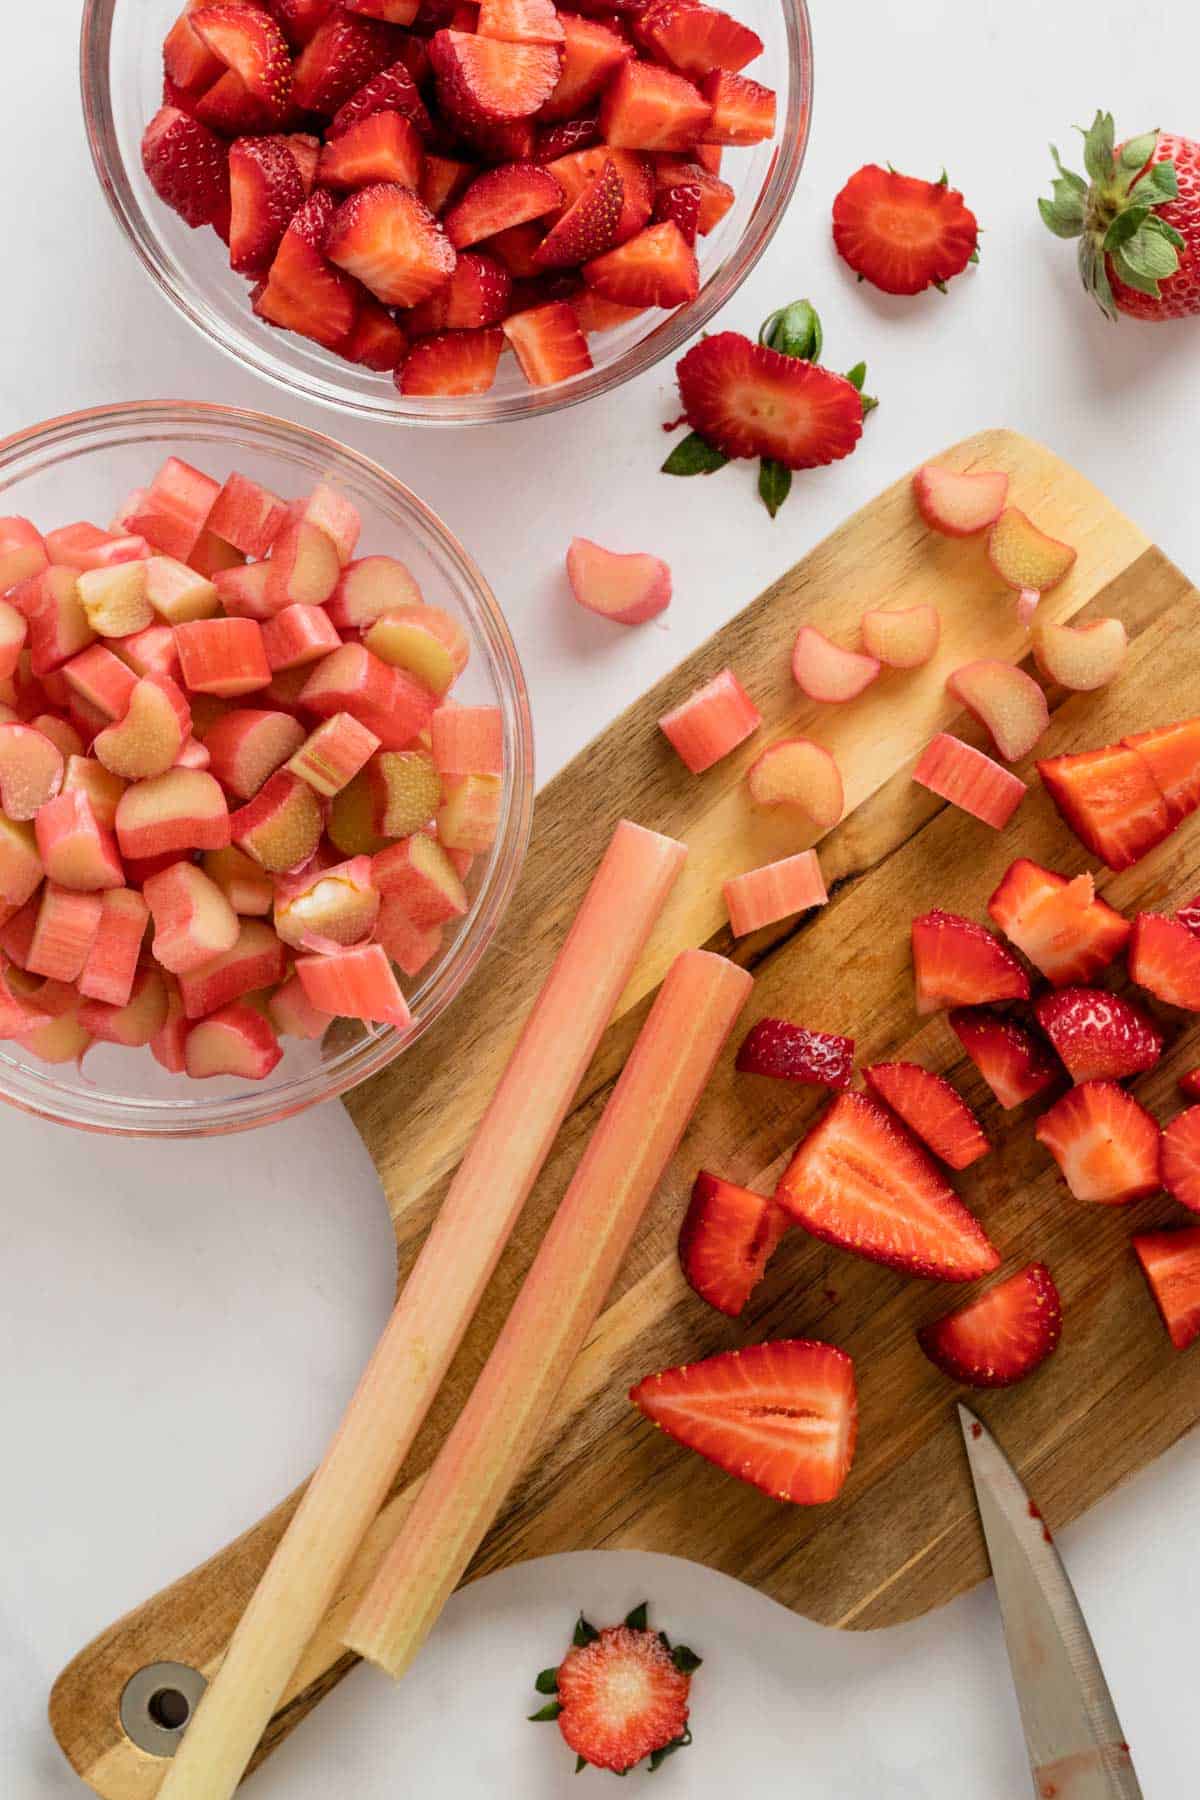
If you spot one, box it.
[0,401,533,1134]
[81,0,811,419]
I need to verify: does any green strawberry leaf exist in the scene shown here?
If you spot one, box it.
[1078,235,1118,318]
[662,432,729,476]
[1079,109,1116,184]
[528,1700,562,1722]
[1110,246,1161,295]
[758,458,791,518]
[1118,129,1160,174]
[648,1729,694,1770]
[623,1602,649,1631]
[1039,192,1086,239]
[844,362,879,415]
[1146,212,1186,250]
[1119,220,1180,282]
[575,1755,588,1774]
[759,298,823,362]
[535,1668,560,1694]
[574,1615,600,1647]
[672,1644,703,1674]
[1049,145,1088,195]
[1103,204,1151,251]
[1130,162,1178,205]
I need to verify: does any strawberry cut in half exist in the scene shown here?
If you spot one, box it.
[918,1263,1063,1389]
[678,1170,789,1317]
[1133,1228,1200,1350]
[542,1605,696,1775]
[503,299,592,384]
[832,164,979,296]
[431,29,562,123]
[911,909,1030,1015]
[735,1018,853,1088]
[1035,1079,1161,1205]
[674,332,864,469]
[986,857,1130,986]
[1161,1107,1200,1214]
[141,106,231,232]
[1037,741,1171,872]
[775,1090,1000,1282]
[863,1061,990,1170]
[1129,911,1200,1011]
[227,135,306,276]
[539,17,631,124]
[1035,986,1163,1084]
[949,1008,1059,1109]
[629,1338,858,1503]
[1123,718,1200,826]
[534,156,624,267]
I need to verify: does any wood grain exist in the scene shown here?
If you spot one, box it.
[52,432,1200,1799]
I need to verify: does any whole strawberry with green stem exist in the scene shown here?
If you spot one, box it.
[1040,110,1200,319]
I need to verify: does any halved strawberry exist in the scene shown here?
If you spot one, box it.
[534,156,624,266]
[636,1,763,78]
[535,113,603,160]
[292,13,403,114]
[502,299,592,382]
[863,1062,989,1170]
[678,1170,789,1317]
[431,29,562,122]
[583,219,697,306]
[191,4,294,118]
[918,1263,1062,1388]
[1035,986,1163,1084]
[328,60,433,138]
[1123,718,1200,825]
[600,60,711,152]
[949,1008,1058,1109]
[652,178,700,244]
[444,160,563,247]
[406,249,511,328]
[1129,911,1200,1011]
[911,909,1030,1015]
[652,157,734,234]
[630,1338,858,1503]
[1161,1108,1200,1214]
[675,332,864,469]
[228,135,305,275]
[987,857,1130,986]
[735,1018,853,1088]
[775,1090,1000,1281]
[326,181,456,305]
[1035,1079,1161,1204]
[478,0,564,44]
[1133,1228,1200,1349]
[342,296,409,368]
[255,189,361,348]
[1038,742,1171,872]
[832,164,979,295]
[538,14,631,122]
[699,69,775,144]
[550,1614,693,1774]
[141,106,231,231]
[547,147,654,242]
[396,326,504,392]
[317,111,425,189]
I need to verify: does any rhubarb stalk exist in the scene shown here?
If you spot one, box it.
[157,819,687,1800]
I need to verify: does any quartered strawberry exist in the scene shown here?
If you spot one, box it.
[396,325,504,392]
[653,156,734,234]
[1123,718,1200,825]
[918,1263,1062,1389]
[1161,1107,1200,1213]
[190,4,294,118]
[832,164,979,296]
[735,1018,853,1088]
[700,69,775,145]
[987,857,1131,986]
[328,60,433,138]
[431,28,562,123]
[502,298,593,382]
[863,1061,990,1170]
[420,153,474,215]
[630,1338,858,1503]
[193,67,277,137]
[538,14,631,122]
[678,1170,789,1317]
[535,113,603,161]
[141,106,231,231]
[583,219,697,305]
[600,60,711,152]
[1035,986,1163,1084]
[163,5,226,92]
[550,1614,693,1774]
[1038,741,1171,872]
[570,287,647,332]
[406,249,511,328]
[949,1008,1059,1109]
[636,0,764,78]
[911,909,1030,1015]
[1035,1079,1161,1204]
[255,188,360,348]
[326,181,456,305]
[509,271,582,309]
[775,1090,1000,1281]
[228,134,306,275]
[272,0,338,46]
[317,111,425,189]
[344,0,420,18]
[1133,1227,1200,1349]
[292,13,403,114]
[342,296,409,367]
[485,218,547,274]
[547,146,654,242]
[444,160,563,247]
[534,156,624,266]
[286,131,322,194]
[675,332,864,468]
[477,0,564,44]
[652,178,700,244]
[1129,911,1200,1010]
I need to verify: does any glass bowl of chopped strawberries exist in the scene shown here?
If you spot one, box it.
[80,0,812,420]
[0,400,533,1134]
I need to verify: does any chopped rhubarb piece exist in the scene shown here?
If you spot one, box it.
[62,755,125,830]
[436,771,502,853]
[724,849,826,938]
[265,518,343,612]
[185,1000,283,1079]
[1035,1079,1161,1204]
[287,711,380,798]
[1160,1108,1200,1214]
[0,962,53,1041]
[1132,1228,1200,1350]
[736,1017,852,1087]
[149,978,188,1073]
[179,919,287,1018]
[912,465,1008,537]
[293,486,362,568]
[144,555,220,625]
[213,563,273,622]
[363,605,468,696]
[189,528,243,578]
[202,845,274,916]
[792,626,880,703]
[329,771,388,855]
[1129,911,1200,1010]
[0,895,39,967]
[1038,741,1170,871]
[261,604,342,673]
[63,644,139,720]
[12,977,92,1065]
[16,566,93,674]
[912,910,1029,1014]
[1035,986,1162,1083]
[43,522,137,571]
[35,791,124,891]
[203,708,308,799]
[78,965,170,1047]
[175,738,212,771]
[678,1171,788,1318]
[143,861,240,976]
[175,617,271,698]
[914,733,1026,830]
[328,556,423,631]
[503,300,594,385]
[658,667,760,774]
[296,940,411,1027]
[33,715,83,761]
[206,472,289,560]
[93,674,191,780]
[275,855,380,950]
[745,737,843,829]
[26,885,103,982]
[946,660,1050,763]
[0,723,64,820]
[987,858,1130,986]
[373,831,467,926]
[1032,617,1128,691]
[375,897,443,974]
[300,642,436,749]
[565,537,671,625]
[0,600,27,682]
[268,969,333,1040]
[863,1062,989,1169]
[114,768,231,860]
[78,887,150,1007]
[230,769,323,873]
[0,517,49,592]
[987,508,1077,594]
[1122,718,1200,826]
[775,1090,999,1281]
[860,603,940,669]
[429,705,502,779]
[364,750,442,838]
[918,1263,1062,1388]
[600,60,711,151]
[124,457,221,563]
[0,815,43,912]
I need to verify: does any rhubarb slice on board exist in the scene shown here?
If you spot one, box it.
[724,849,826,937]
[913,733,1026,830]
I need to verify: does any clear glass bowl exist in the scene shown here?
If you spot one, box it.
[80,0,813,425]
[0,402,533,1135]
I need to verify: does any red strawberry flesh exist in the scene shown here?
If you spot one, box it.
[1133,1228,1200,1349]
[735,1017,853,1088]
[987,857,1130,986]
[678,1170,789,1317]
[911,909,1030,1015]
[675,332,864,469]
[832,164,979,295]
[1129,911,1200,1010]
[918,1262,1062,1388]
[1035,1079,1161,1204]
[555,1623,691,1774]
[949,1008,1058,1109]
[1035,985,1163,1083]
[1162,1107,1200,1214]
[863,1061,989,1170]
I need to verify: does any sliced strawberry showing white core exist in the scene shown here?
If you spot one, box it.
[987,507,1077,593]
[986,857,1130,986]
[1129,911,1200,1010]
[745,737,843,828]
[911,909,1030,1015]
[678,1170,789,1318]
[1037,741,1170,872]
[1032,616,1128,691]
[566,537,672,625]
[918,1263,1062,1388]
[912,464,1008,537]
[863,1061,989,1170]
[1035,1079,1161,1204]
[946,659,1050,763]
[913,733,1027,830]
[860,603,940,668]
[792,626,879,703]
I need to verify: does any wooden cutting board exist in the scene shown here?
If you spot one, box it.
[51,431,1200,1797]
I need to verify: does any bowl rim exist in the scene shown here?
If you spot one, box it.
[0,398,535,1136]
[79,0,814,426]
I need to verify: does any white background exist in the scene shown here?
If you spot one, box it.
[3,0,1200,1795]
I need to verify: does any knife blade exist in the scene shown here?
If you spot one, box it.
[958,1405,1143,1800]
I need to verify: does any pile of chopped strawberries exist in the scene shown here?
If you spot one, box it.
[0,465,502,1080]
[142,0,777,395]
[531,1602,700,1775]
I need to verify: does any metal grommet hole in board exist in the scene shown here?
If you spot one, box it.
[119,1661,208,1758]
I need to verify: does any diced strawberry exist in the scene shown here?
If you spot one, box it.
[228,134,306,275]
[735,1017,853,1088]
[637,1,762,77]
[583,218,697,306]
[317,110,425,189]
[342,296,410,368]
[1161,1107,1200,1214]
[1035,986,1163,1084]
[630,1338,858,1503]
[485,219,547,275]
[286,132,323,194]
[328,60,433,138]
[343,0,420,19]
[458,114,538,163]
[699,69,774,144]
[1180,1068,1200,1102]
[1133,1227,1200,1349]
[420,152,474,214]
[1035,1079,1161,1204]
[918,1263,1062,1389]
[539,13,631,121]
[949,1008,1057,1109]
[326,181,456,305]
[256,188,361,350]
[441,162,561,251]
[833,164,979,296]
[406,250,511,329]
[1129,911,1200,1010]
[477,0,564,43]
[270,0,338,46]
[193,69,277,141]
[534,155,624,265]
[535,113,603,161]
[911,909,1030,1015]
[163,6,226,92]
[547,146,654,243]
[652,178,700,244]
[913,732,1026,830]
[986,857,1130,986]
[570,287,647,332]
[397,326,505,393]
[775,1090,1000,1281]
[502,300,592,383]
[552,1615,692,1775]
[599,60,709,153]
[190,4,293,117]
[1122,718,1200,825]
[292,13,403,114]
[863,1062,989,1170]
[677,1170,789,1317]
[675,332,864,468]
[652,156,733,234]
[141,106,231,231]
[430,29,562,123]
[1038,741,1171,872]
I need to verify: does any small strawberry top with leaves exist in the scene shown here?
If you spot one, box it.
[530,1601,701,1775]
[1040,110,1200,319]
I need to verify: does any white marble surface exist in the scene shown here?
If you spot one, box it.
[4,0,1200,1793]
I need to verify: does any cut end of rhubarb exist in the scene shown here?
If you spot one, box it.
[565,537,673,626]
[792,627,880,703]
[987,507,1077,594]
[745,738,843,830]
[724,849,827,938]
[913,733,1026,830]
[658,668,761,774]
[913,464,1008,538]
[946,659,1050,763]
[1032,616,1128,692]
[860,603,940,669]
